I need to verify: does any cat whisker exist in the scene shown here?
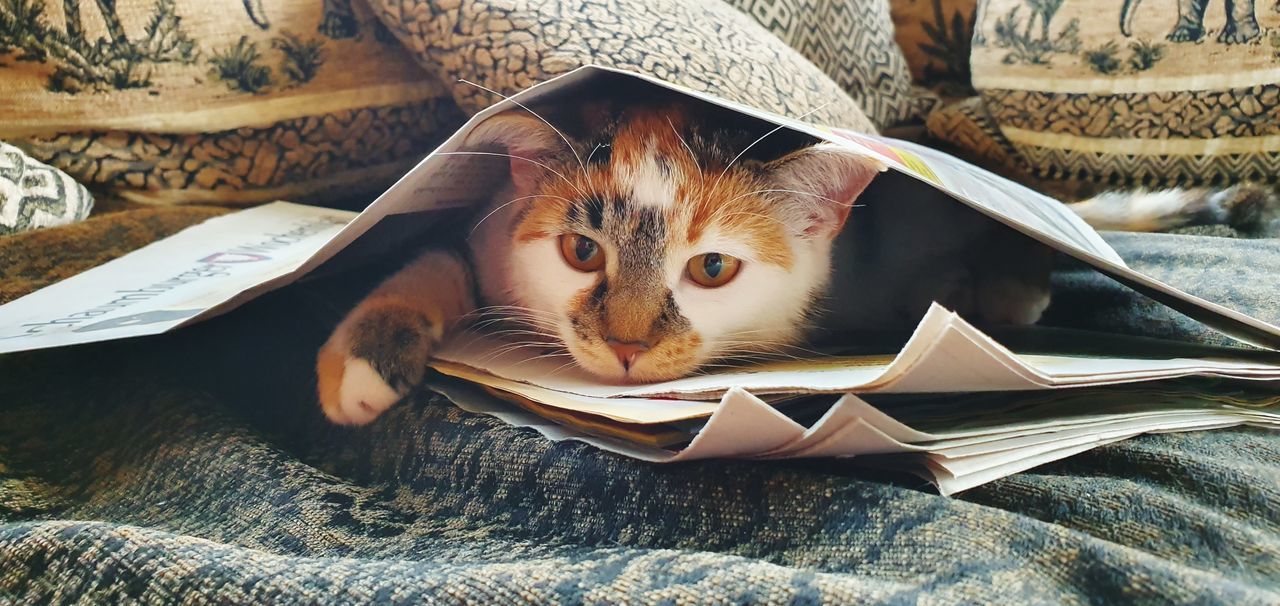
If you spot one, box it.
[506,351,574,369]
[469,193,573,236]
[543,358,582,377]
[717,337,827,357]
[476,342,565,364]
[467,312,560,328]
[712,101,834,193]
[465,306,563,330]
[469,304,562,319]
[723,188,843,207]
[457,78,589,181]
[666,116,705,191]
[481,328,561,342]
[585,142,608,167]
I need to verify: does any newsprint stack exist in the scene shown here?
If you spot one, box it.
[3,66,1279,494]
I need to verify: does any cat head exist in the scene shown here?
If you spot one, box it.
[464,103,881,382]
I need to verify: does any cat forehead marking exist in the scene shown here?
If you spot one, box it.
[614,147,678,211]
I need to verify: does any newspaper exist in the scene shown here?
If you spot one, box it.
[427,377,1280,495]
[2,65,1279,493]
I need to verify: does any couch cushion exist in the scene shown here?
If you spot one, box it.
[0,0,457,206]
[963,0,1280,190]
[365,0,881,133]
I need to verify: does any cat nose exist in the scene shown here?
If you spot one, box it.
[606,338,650,371]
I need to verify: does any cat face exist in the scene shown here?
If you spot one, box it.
[466,105,880,382]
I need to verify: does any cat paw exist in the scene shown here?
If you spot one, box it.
[974,278,1051,325]
[318,351,402,425]
[317,304,437,425]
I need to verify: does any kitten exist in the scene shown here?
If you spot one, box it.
[315,94,1261,425]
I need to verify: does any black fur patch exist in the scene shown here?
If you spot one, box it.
[589,279,609,307]
[633,207,662,242]
[585,196,606,230]
[351,309,434,394]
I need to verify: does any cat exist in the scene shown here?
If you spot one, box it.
[316,91,1274,426]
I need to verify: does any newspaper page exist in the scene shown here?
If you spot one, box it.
[0,203,353,353]
[430,375,1280,495]
[432,304,1280,410]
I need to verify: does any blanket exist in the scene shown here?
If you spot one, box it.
[2,206,1279,603]
[3,0,1280,602]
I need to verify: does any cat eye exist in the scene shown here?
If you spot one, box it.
[559,233,605,272]
[686,253,742,288]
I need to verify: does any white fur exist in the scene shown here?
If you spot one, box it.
[1069,189,1210,231]
[668,228,829,358]
[615,147,678,210]
[338,357,400,425]
[468,183,596,322]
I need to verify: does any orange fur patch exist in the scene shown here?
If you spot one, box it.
[679,170,793,268]
[316,340,348,422]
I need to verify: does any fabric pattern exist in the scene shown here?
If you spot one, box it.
[889,0,978,95]
[0,0,457,206]
[0,141,93,235]
[726,0,938,126]
[2,229,1280,603]
[365,0,878,133]
[963,0,1280,189]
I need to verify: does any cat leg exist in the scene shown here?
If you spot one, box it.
[938,228,1053,326]
[970,230,1053,325]
[317,250,475,425]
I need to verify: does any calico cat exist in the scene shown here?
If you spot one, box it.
[316,93,1272,426]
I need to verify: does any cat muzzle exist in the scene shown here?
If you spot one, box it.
[606,338,650,371]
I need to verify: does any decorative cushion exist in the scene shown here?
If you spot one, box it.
[0,140,93,235]
[726,0,938,127]
[0,0,458,206]
[889,0,977,95]
[956,0,1280,190]
[364,0,880,133]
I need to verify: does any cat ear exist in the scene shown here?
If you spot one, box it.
[463,111,570,192]
[763,143,885,239]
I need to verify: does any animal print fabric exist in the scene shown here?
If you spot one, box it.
[0,141,93,235]
[0,0,926,208]
[3,223,1280,602]
[942,0,1280,190]
[0,0,458,207]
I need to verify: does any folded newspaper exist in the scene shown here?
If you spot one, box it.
[3,66,1280,494]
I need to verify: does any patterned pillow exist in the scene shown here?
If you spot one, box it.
[0,141,93,235]
[364,0,880,133]
[888,0,977,95]
[0,0,459,206]
[726,0,938,127]
[952,0,1280,190]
